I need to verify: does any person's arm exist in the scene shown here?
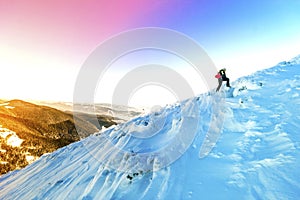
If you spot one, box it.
[219,69,225,75]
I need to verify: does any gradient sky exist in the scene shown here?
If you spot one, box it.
[1,0,300,107]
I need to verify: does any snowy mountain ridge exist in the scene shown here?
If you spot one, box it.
[0,55,300,199]
[278,54,300,66]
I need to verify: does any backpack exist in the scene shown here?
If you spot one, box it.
[215,73,221,79]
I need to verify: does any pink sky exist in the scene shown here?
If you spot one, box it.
[1,1,163,60]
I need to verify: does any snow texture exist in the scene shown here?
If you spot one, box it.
[1,56,300,199]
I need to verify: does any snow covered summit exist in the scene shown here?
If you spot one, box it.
[1,56,300,199]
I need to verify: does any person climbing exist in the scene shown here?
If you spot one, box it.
[215,68,231,92]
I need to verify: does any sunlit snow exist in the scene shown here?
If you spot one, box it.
[0,125,23,147]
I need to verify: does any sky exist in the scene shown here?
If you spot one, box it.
[1,0,300,107]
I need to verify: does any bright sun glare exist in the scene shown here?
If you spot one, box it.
[128,84,178,109]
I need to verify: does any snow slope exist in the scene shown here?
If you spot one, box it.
[1,56,300,199]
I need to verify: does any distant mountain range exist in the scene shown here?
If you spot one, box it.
[0,99,140,175]
[31,100,144,123]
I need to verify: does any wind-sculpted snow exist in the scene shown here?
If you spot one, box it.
[1,58,300,199]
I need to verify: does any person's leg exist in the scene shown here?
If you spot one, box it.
[216,78,222,92]
[224,77,230,87]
